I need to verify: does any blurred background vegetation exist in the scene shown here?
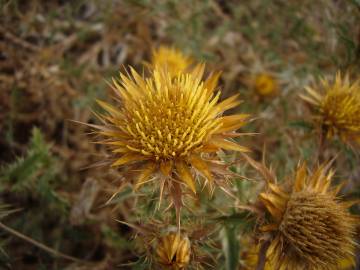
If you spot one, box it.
[0,0,359,269]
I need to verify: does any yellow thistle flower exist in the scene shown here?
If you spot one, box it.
[151,46,193,77]
[301,72,360,143]
[156,232,191,270]
[253,73,278,97]
[92,64,249,202]
[257,162,357,270]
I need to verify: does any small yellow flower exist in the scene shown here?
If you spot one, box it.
[257,163,357,270]
[253,73,278,97]
[151,46,192,77]
[91,64,249,207]
[301,72,360,143]
[156,232,191,270]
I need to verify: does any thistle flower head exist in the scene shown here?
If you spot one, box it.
[156,232,191,270]
[253,73,278,97]
[301,72,360,143]
[92,64,249,206]
[258,163,357,270]
[151,46,192,77]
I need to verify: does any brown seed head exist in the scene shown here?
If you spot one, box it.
[258,163,357,270]
[276,191,356,269]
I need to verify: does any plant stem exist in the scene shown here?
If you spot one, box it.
[256,240,270,270]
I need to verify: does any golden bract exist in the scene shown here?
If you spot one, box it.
[94,64,249,196]
[156,233,191,270]
[151,46,192,78]
[240,240,355,270]
[259,163,357,270]
[301,72,360,143]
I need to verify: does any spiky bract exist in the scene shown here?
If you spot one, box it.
[301,72,360,144]
[259,163,357,270]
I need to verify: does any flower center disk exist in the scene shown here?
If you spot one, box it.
[123,72,220,161]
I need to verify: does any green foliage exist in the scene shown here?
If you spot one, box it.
[0,128,68,212]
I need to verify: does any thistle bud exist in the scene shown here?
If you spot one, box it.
[156,233,191,270]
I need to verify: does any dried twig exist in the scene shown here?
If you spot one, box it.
[0,25,39,52]
[0,221,89,264]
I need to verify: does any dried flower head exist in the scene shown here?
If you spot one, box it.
[256,162,357,270]
[301,72,360,144]
[151,46,193,77]
[253,73,278,97]
[91,64,249,213]
[156,232,191,270]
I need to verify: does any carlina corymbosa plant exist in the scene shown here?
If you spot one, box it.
[249,160,358,270]
[88,63,250,224]
[300,72,360,145]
